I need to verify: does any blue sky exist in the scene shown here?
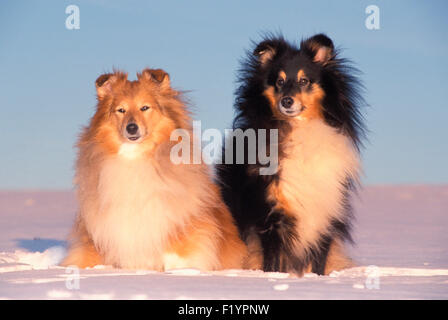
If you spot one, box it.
[0,0,447,189]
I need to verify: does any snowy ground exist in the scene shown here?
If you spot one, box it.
[0,186,447,299]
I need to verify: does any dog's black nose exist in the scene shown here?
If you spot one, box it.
[126,123,139,135]
[280,97,294,109]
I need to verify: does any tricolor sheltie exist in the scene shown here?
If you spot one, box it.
[217,34,366,275]
[62,68,247,270]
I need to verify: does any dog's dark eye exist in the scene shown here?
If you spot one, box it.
[299,78,309,86]
[117,108,126,113]
[276,78,285,87]
[140,105,150,112]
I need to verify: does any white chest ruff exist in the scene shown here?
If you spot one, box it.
[118,143,144,159]
[87,155,201,270]
[277,119,360,248]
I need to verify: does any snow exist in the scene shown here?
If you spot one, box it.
[0,186,447,299]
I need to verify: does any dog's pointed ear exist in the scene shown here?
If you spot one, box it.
[253,39,283,66]
[139,68,170,89]
[301,34,334,65]
[95,72,127,99]
[95,73,115,99]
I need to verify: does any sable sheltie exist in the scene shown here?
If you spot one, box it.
[62,68,247,270]
[217,34,366,275]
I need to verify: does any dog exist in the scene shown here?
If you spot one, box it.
[217,34,366,275]
[62,68,247,270]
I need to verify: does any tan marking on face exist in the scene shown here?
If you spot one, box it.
[263,86,284,119]
[295,83,325,120]
[297,69,306,82]
[278,70,286,81]
[291,69,325,120]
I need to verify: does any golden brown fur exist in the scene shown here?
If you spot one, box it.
[62,69,247,270]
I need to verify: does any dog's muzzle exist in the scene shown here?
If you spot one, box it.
[124,123,141,141]
[278,96,305,117]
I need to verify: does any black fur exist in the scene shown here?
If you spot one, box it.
[217,34,366,275]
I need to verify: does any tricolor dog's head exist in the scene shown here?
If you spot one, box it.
[255,34,334,120]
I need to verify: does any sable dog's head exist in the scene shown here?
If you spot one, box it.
[90,69,189,155]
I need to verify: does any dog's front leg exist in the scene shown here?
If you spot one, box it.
[258,210,304,275]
